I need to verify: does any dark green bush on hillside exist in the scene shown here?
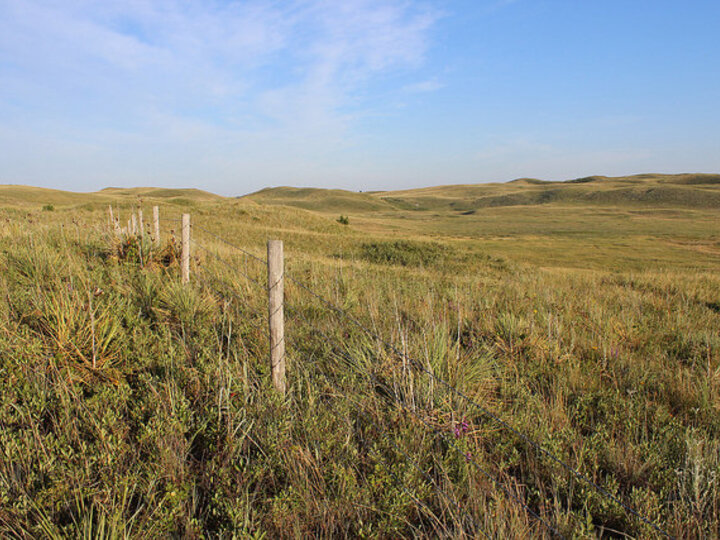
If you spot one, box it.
[337,215,349,225]
[360,240,449,267]
[42,204,54,211]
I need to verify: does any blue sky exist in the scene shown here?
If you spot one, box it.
[1,0,718,195]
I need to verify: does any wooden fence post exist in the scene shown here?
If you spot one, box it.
[153,206,160,246]
[181,213,190,284]
[138,208,144,235]
[108,205,114,229]
[131,213,137,236]
[268,240,285,394]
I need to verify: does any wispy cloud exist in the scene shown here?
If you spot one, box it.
[402,78,444,93]
[0,0,440,191]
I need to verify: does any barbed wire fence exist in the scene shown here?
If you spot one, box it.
[105,205,673,539]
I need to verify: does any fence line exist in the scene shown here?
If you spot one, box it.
[184,254,460,537]
[193,223,266,265]
[189,214,670,537]
[186,233,558,536]
[190,240,262,286]
[180,231,493,535]
[104,207,673,538]
[189,263,488,538]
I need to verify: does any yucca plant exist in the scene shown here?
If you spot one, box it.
[36,284,122,373]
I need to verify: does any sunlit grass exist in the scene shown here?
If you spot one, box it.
[0,186,718,537]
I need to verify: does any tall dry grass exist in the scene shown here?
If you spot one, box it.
[0,202,717,538]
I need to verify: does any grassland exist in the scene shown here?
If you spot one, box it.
[0,174,719,538]
[247,173,720,271]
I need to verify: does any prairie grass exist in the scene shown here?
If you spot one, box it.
[0,191,718,538]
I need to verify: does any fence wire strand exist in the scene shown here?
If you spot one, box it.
[193,224,266,265]
[191,238,262,287]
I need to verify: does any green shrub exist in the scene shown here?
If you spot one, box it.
[337,215,349,225]
[42,204,55,211]
[360,240,449,267]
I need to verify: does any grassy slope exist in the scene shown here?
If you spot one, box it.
[246,174,720,272]
[0,179,719,537]
[0,185,222,208]
[247,173,720,213]
[248,187,395,212]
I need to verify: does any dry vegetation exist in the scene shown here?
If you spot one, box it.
[0,176,719,538]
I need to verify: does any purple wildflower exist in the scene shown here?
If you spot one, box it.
[454,418,470,438]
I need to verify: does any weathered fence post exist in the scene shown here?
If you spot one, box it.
[153,206,160,246]
[181,213,190,284]
[138,208,144,235]
[108,205,114,229]
[131,213,137,236]
[268,240,285,394]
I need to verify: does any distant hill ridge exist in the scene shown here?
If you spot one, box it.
[246,173,720,212]
[508,173,720,185]
[0,185,222,207]
[2,173,720,210]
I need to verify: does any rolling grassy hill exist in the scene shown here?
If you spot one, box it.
[247,186,395,213]
[6,172,720,213]
[244,173,720,272]
[245,173,720,213]
[0,185,222,208]
[3,174,720,272]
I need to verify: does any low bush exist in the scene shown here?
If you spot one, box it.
[360,240,450,267]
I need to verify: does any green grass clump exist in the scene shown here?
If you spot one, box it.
[360,240,450,268]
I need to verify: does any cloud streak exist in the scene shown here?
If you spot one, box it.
[0,0,440,191]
